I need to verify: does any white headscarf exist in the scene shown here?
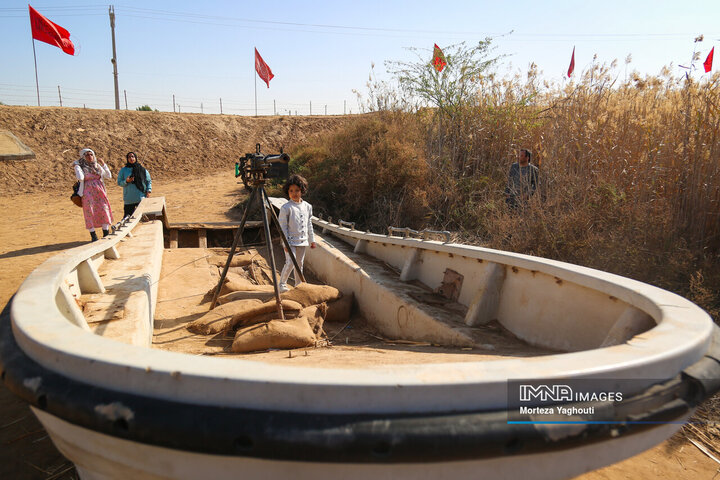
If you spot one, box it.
[76,148,100,174]
[78,148,95,160]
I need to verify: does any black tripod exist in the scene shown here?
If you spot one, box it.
[209,177,305,319]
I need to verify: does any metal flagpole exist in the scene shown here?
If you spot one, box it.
[32,39,40,106]
[254,49,258,117]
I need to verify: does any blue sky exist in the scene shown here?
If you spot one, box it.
[2,1,719,115]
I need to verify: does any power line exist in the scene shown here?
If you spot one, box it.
[2,5,718,41]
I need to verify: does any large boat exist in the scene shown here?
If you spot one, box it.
[1,196,718,480]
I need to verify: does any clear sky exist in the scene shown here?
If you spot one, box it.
[2,1,719,115]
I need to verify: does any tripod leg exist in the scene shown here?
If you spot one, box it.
[259,186,285,321]
[210,186,259,309]
[261,189,306,284]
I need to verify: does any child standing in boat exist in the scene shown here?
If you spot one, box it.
[278,174,316,292]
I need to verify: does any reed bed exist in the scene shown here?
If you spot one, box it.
[293,65,720,321]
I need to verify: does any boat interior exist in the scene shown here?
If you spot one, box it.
[69,196,663,369]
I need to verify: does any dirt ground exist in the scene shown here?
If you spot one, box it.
[0,106,717,478]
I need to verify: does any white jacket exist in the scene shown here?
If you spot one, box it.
[73,161,112,197]
[278,199,315,246]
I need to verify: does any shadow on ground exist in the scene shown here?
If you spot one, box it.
[0,242,86,259]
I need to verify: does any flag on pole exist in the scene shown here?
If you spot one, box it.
[567,46,575,77]
[254,48,274,88]
[704,47,714,73]
[432,44,447,72]
[29,5,75,55]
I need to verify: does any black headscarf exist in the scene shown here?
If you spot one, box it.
[125,152,148,194]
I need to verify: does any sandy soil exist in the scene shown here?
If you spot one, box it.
[0,170,717,479]
[0,105,348,195]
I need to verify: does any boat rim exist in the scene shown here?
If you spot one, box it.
[3,298,719,462]
[4,197,719,415]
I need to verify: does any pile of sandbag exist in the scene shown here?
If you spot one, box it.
[191,253,353,352]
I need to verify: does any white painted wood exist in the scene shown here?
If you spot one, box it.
[55,283,90,331]
[77,259,105,294]
[601,306,656,347]
[464,262,506,326]
[399,248,420,282]
[353,239,367,254]
[104,245,120,260]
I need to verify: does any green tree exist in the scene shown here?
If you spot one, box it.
[386,40,502,115]
[136,105,154,111]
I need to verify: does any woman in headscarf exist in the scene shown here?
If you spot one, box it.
[73,148,114,242]
[117,151,152,218]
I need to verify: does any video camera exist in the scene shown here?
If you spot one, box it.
[235,143,290,188]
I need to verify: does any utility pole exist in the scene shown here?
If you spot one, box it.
[220,98,223,115]
[124,90,128,110]
[109,6,120,110]
[57,86,62,107]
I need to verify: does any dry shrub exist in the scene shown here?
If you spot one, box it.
[291,111,437,231]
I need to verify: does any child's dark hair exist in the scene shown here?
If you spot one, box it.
[283,174,309,198]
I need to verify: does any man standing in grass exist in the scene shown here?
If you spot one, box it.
[505,148,539,210]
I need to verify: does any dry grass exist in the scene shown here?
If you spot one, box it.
[683,393,720,459]
[294,64,720,320]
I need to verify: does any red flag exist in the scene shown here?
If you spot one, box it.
[567,46,575,77]
[704,47,714,73]
[254,48,274,88]
[432,44,447,72]
[28,5,75,55]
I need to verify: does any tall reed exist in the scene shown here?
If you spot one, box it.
[294,65,720,318]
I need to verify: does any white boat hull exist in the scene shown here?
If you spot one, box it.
[35,407,688,480]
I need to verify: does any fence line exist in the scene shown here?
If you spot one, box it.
[0,83,355,116]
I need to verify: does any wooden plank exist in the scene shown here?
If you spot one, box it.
[169,229,178,249]
[198,229,207,248]
[168,221,263,230]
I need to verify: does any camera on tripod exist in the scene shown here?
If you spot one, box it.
[236,143,290,189]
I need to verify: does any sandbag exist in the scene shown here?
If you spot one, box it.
[280,283,342,307]
[223,271,257,290]
[225,279,268,293]
[202,271,262,303]
[236,303,304,328]
[227,299,303,332]
[217,290,275,304]
[228,266,252,277]
[231,316,316,353]
[300,304,327,338]
[248,262,275,285]
[187,299,263,335]
[208,250,258,268]
[325,293,354,323]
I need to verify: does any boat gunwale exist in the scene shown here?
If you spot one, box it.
[4,299,716,463]
[5,197,717,414]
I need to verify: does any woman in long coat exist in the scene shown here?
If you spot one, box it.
[74,148,114,242]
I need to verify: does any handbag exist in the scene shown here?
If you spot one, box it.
[71,181,82,207]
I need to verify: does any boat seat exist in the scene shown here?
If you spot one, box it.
[80,220,164,347]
